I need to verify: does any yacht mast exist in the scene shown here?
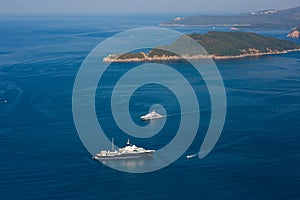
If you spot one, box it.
[112,138,114,151]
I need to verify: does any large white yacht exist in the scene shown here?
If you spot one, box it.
[93,139,155,160]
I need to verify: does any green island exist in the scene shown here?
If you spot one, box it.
[103,31,300,62]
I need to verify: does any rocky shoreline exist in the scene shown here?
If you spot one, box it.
[103,49,300,63]
[287,29,300,39]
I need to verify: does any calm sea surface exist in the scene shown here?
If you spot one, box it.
[0,15,299,199]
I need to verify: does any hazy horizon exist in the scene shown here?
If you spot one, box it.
[0,0,299,16]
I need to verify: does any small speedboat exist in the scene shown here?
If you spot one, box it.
[186,154,197,159]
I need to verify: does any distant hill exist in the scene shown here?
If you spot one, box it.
[103,31,300,62]
[161,6,300,28]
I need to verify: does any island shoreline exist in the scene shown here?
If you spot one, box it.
[103,49,300,63]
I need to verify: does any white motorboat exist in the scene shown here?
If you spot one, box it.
[140,110,164,120]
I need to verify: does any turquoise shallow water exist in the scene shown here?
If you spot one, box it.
[0,16,299,199]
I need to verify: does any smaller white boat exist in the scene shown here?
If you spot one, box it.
[140,110,164,120]
[186,154,197,159]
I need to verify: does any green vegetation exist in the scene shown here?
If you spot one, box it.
[118,52,145,59]
[186,31,300,56]
[148,48,177,57]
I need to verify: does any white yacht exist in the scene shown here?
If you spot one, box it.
[140,110,164,120]
[93,139,155,160]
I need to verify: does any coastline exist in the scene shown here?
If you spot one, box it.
[159,23,251,27]
[103,48,300,63]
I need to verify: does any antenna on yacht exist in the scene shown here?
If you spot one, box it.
[127,139,130,146]
[112,138,114,151]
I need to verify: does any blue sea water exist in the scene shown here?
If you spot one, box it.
[0,15,300,199]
